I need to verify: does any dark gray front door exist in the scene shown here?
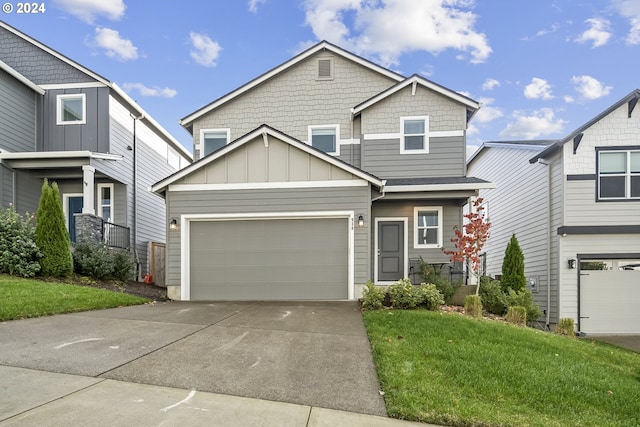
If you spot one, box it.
[67,196,83,242]
[378,221,404,281]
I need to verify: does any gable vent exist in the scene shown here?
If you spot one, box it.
[317,58,333,80]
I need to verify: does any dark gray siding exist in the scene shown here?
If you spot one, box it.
[0,69,37,152]
[14,170,41,214]
[39,87,110,152]
[1,165,13,208]
[0,26,97,85]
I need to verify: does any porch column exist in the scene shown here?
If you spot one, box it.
[82,165,95,215]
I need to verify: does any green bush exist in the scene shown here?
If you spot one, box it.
[111,248,136,281]
[464,294,482,318]
[362,281,386,310]
[479,276,507,315]
[388,278,421,309]
[416,283,445,310]
[501,234,526,293]
[505,306,527,325]
[73,241,113,279]
[554,318,576,338]
[0,205,42,277]
[506,288,542,323]
[36,180,73,277]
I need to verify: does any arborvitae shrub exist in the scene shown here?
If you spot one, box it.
[501,234,526,293]
[36,180,73,277]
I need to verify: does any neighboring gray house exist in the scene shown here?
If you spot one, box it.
[0,21,192,279]
[153,41,494,301]
[467,89,640,335]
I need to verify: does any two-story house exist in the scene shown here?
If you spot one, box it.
[467,90,640,334]
[0,21,192,281]
[152,41,493,301]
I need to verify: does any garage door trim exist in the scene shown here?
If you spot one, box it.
[180,211,355,301]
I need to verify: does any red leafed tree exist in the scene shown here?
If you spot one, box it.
[443,197,491,294]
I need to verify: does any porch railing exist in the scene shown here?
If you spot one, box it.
[102,220,130,250]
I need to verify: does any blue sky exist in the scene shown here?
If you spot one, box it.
[3,0,639,156]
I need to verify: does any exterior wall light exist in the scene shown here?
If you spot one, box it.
[357,214,365,228]
[568,259,576,269]
[169,218,179,231]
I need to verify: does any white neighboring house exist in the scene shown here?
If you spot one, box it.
[467,89,640,335]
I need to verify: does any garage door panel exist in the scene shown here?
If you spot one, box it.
[190,218,349,300]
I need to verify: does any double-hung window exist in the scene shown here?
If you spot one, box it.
[597,149,640,200]
[401,116,429,154]
[308,125,339,155]
[414,206,443,248]
[97,183,114,222]
[200,129,230,157]
[57,94,86,125]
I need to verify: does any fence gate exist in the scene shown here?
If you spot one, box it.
[149,242,166,287]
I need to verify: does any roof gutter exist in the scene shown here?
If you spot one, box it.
[371,179,387,202]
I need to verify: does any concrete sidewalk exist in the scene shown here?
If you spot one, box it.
[0,365,431,426]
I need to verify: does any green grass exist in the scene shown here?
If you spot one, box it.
[363,309,640,427]
[0,275,149,321]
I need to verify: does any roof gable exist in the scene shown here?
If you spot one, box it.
[467,140,554,166]
[0,58,44,94]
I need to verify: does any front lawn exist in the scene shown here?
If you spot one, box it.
[0,275,149,321]
[363,309,640,427]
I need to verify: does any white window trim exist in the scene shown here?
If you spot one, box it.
[400,116,429,154]
[598,149,640,200]
[96,183,114,222]
[307,124,340,156]
[198,128,230,155]
[413,206,443,249]
[56,93,86,125]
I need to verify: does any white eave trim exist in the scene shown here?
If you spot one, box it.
[0,151,122,161]
[168,180,368,192]
[0,59,45,95]
[384,182,496,193]
[179,41,404,128]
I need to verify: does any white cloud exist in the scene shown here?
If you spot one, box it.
[574,18,611,47]
[92,27,138,61]
[248,0,266,13]
[482,78,500,91]
[524,78,553,100]
[189,32,222,67]
[570,75,612,100]
[53,0,125,23]
[122,82,177,98]
[474,97,503,123]
[611,0,640,44]
[564,95,575,103]
[499,108,566,139]
[302,0,491,67]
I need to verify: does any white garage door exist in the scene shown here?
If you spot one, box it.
[580,259,640,334]
[189,217,349,300]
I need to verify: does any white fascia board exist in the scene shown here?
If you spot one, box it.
[40,82,106,90]
[179,41,404,128]
[168,180,368,192]
[384,182,496,193]
[0,151,122,161]
[0,60,45,94]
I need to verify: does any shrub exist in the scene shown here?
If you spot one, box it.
[479,276,507,315]
[73,241,113,279]
[554,318,576,338]
[36,180,73,277]
[388,278,421,309]
[464,295,482,318]
[111,248,136,281]
[505,306,527,325]
[506,288,542,324]
[416,283,445,310]
[0,205,42,277]
[362,281,386,310]
[501,234,526,293]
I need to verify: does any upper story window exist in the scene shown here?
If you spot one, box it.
[308,125,339,155]
[413,206,443,248]
[97,183,114,222]
[401,116,429,154]
[57,94,86,125]
[200,128,230,157]
[597,149,640,200]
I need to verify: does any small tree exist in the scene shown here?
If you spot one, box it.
[501,234,526,293]
[444,197,491,294]
[36,179,73,277]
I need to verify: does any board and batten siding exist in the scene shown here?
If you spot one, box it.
[14,170,42,214]
[165,186,371,293]
[192,51,397,161]
[0,69,37,152]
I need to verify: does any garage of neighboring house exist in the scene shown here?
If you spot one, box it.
[579,257,640,334]
[186,214,351,300]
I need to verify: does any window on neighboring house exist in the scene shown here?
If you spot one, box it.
[308,125,339,155]
[200,129,230,157]
[57,94,86,125]
[97,184,114,222]
[414,206,443,248]
[598,149,640,200]
[401,116,429,153]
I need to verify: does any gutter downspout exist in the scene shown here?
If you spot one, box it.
[538,158,552,329]
[131,113,144,280]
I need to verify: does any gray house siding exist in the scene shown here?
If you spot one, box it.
[14,169,41,214]
[39,87,110,153]
[0,69,37,152]
[1,165,14,208]
[0,26,97,85]
[192,51,397,161]
[166,186,371,289]
[565,178,640,226]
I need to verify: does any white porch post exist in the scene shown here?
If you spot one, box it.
[82,165,95,215]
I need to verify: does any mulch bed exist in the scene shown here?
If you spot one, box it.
[35,275,168,301]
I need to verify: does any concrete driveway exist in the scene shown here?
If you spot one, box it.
[0,301,386,417]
